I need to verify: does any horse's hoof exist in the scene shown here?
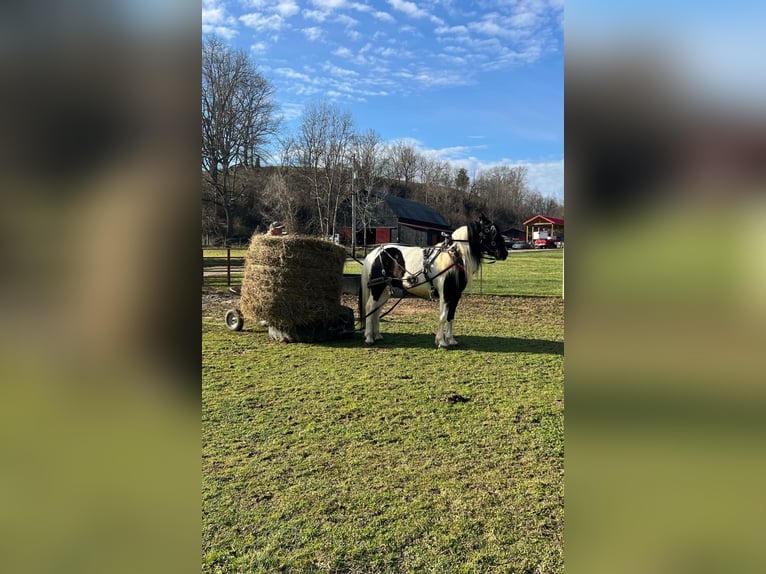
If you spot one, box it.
[365,338,375,345]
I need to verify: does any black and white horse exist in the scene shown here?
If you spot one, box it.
[359,215,508,347]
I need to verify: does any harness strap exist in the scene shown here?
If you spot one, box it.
[403,245,464,299]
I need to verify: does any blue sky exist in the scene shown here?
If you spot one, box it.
[202,0,564,201]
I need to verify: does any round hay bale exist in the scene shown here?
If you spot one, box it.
[240,235,348,336]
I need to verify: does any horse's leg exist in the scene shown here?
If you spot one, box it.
[445,293,461,346]
[365,285,389,344]
[442,270,465,347]
[364,293,383,344]
[364,294,376,344]
[435,296,450,348]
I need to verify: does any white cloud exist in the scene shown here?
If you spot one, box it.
[333,46,354,59]
[311,0,347,9]
[394,67,466,88]
[513,159,564,201]
[469,15,507,37]
[302,26,323,41]
[426,145,485,161]
[349,2,372,13]
[373,11,395,23]
[274,0,299,18]
[202,0,238,38]
[322,62,359,78]
[303,9,329,22]
[202,3,226,25]
[386,0,428,19]
[510,10,539,29]
[240,12,285,31]
[203,25,239,40]
[336,14,359,27]
[280,102,304,121]
[250,41,269,53]
[275,67,313,82]
[435,24,468,36]
[295,84,322,96]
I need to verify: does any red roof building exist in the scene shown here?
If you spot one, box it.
[523,214,564,247]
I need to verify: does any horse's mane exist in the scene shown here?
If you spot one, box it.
[449,223,484,287]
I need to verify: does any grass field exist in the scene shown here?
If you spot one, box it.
[202,252,564,573]
[342,249,563,298]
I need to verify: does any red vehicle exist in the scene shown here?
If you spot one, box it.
[532,231,561,248]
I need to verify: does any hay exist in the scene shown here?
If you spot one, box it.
[240,235,348,333]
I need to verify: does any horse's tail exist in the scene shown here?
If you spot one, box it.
[358,279,364,327]
[358,257,369,327]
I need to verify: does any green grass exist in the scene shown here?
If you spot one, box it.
[203,248,249,257]
[206,247,564,297]
[343,249,564,298]
[466,250,563,297]
[203,277,564,572]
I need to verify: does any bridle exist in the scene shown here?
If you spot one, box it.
[431,222,503,264]
[478,223,499,262]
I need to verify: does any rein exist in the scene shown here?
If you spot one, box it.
[356,242,459,327]
[357,223,501,327]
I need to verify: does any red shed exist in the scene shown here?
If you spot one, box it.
[523,214,564,248]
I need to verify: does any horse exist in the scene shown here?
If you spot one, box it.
[359,215,508,347]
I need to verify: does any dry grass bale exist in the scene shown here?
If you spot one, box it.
[240,235,348,331]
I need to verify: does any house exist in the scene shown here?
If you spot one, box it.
[501,226,526,241]
[340,191,452,247]
[523,214,564,247]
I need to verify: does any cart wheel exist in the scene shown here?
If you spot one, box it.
[225,308,244,331]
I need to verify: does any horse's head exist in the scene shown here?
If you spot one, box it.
[477,214,508,261]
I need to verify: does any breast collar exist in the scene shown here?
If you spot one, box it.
[420,242,464,298]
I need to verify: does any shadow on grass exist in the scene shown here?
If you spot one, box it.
[322,332,563,355]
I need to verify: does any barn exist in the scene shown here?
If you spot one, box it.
[340,191,451,247]
[501,226,526,241]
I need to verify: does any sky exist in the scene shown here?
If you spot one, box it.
[202,0,564,202]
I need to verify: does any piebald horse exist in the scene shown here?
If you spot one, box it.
[360,215,508,347]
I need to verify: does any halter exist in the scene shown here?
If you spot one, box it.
[448,222,501,263]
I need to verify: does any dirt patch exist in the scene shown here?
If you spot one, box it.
[439,392,470,404]
[202,287,240,320]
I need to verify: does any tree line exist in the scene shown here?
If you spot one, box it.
[202,36,563,246]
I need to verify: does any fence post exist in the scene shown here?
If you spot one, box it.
[227,247,231,286]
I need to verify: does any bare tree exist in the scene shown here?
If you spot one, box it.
[350,129,387,253]
[386,140,419,185]
[416,155,452,205]
[286,101,355,238]
[201,35,280,243]
[524,190,563,220]
[473,165,530,226]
